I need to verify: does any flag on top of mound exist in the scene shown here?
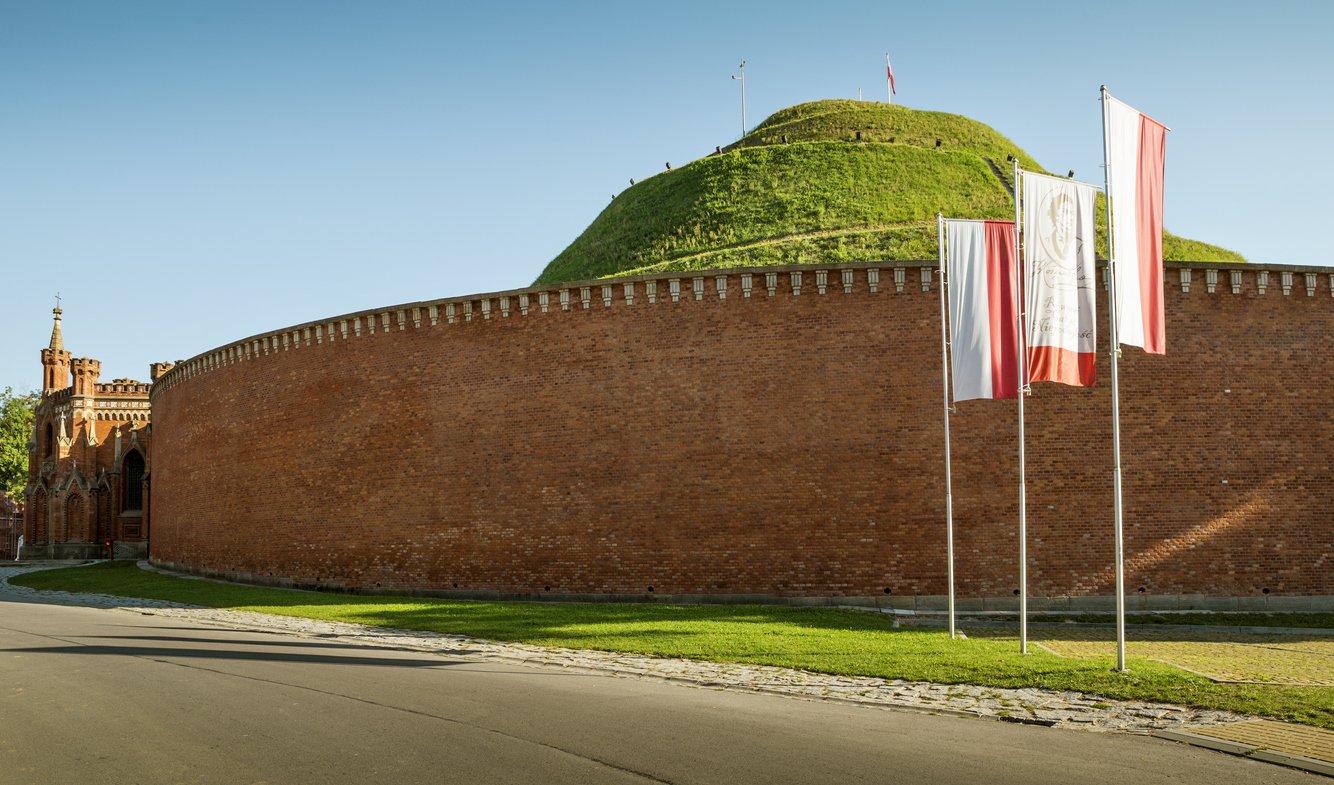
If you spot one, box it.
[945,219,1019,401]
[1022,171,1099,388]
[1104,91,1168,354]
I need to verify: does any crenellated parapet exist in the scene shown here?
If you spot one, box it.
[95,380,151,396]
[150,260,1332,403]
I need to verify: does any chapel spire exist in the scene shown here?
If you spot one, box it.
[41,296,71,393]
[49,297,65,351]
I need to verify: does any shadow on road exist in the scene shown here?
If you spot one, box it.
[84,633,479,655]
[13,639,473,668]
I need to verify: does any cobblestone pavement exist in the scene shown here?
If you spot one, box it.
[0,564,1250,735]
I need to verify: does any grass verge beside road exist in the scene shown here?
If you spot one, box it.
[966,612,1334,629]
[12,562,1331,729]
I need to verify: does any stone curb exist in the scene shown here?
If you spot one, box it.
[1154,729,1334,778]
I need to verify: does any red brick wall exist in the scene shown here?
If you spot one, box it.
[148,263,1333,601]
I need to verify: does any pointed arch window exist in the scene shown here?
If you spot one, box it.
[44,422,53,457]
[122,451,145,512]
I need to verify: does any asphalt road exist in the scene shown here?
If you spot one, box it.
[0,599,1315,785]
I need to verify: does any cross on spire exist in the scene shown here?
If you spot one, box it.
[49,294,65,351]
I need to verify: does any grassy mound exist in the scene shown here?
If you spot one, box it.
[535,100,1242,285]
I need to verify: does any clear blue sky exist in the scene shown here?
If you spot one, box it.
[3,0,1330,390]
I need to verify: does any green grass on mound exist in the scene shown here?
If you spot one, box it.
[12,562,1329,729]
[535,99,1243,285]
[540,142,1011,283]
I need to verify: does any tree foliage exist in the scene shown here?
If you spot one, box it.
[1,387,38,500]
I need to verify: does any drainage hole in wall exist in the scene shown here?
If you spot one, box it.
[883,587,892,594]
[647,586,654,593]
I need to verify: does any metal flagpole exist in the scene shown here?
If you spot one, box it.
[1100,85,1128,672]
[731,61,747,138]
[937,213,956,639]
[1013,158,1028,654]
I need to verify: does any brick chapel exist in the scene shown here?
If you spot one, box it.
[22,306,171,559]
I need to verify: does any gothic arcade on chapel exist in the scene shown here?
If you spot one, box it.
[22,306,170,559]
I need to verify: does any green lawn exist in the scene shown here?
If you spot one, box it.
[993,612,1334,629]
[12,562,1330,729]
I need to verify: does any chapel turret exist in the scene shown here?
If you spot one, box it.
[40,306,70,393]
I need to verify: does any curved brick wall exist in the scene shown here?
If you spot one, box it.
[149,262,1334,606]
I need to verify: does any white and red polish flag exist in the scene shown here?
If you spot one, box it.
[946,219,1019,401]
[1022,171,1099,387]
[1105,92,1168,354]
[886,52,897,96]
